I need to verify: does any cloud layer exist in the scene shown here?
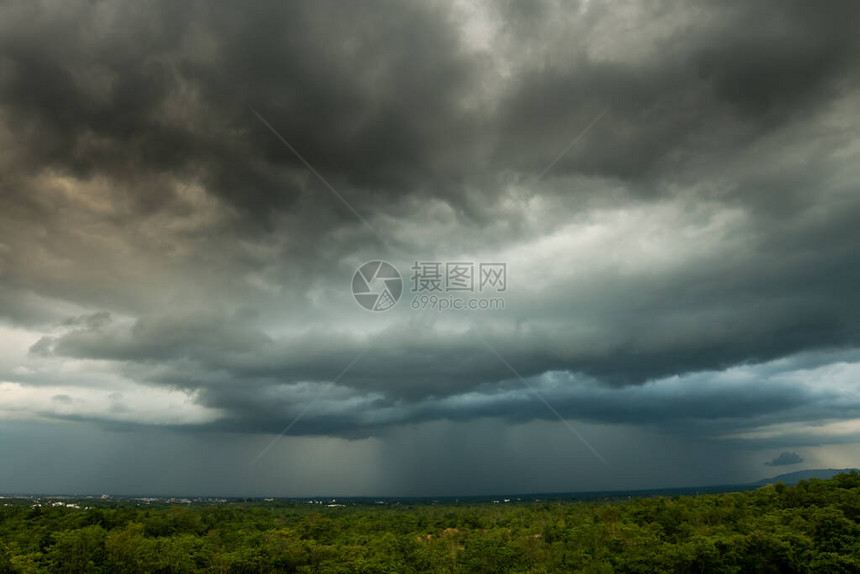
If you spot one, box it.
[1,0,859,493]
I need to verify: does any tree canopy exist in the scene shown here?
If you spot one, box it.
[3,473,860,573]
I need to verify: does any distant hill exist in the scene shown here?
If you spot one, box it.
[754,468,859,485]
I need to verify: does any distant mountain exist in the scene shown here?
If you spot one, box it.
[754,468,859,486]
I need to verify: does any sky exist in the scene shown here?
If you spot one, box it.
[1,0,859,497]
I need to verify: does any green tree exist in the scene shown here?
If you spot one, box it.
[46,525,106,574]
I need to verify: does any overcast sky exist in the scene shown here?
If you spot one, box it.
[1,0,860,497]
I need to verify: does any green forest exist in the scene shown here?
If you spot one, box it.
[3,473,860,573]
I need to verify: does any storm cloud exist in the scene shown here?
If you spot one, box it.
[766,452,804,467]
[1,0,860,494]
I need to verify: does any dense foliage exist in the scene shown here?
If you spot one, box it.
[3,473,860,573]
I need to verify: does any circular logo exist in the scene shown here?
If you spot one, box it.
[352,261,402,312]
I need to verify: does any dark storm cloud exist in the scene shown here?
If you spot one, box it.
[190,350,860,442]
[2,0,860,444]
[0,0,483,221]
[3,0,855,226]
[765,452,804,467]
[494,0,860,183]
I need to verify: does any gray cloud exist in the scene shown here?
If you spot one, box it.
[765,452,805,467]
[1,0,859,493]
